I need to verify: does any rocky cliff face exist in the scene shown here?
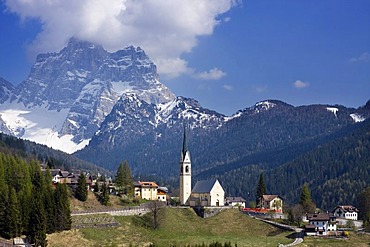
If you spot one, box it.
[0,38,175,150]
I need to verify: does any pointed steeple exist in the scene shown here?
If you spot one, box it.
[182,125,188,158]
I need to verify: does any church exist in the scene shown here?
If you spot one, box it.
[179,128,225,207]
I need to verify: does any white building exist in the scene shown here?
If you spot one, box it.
[305,213,337,236]
[189,179,225,207]
[333,205,358,221]
[134,181,159,201]
[179,128,225,207]
[157,187,168,202]
[225,197,246,208]
[259,195,283,213]
[179,128,192,205]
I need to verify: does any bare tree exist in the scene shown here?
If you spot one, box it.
[289,204,305,227]
[146,200,165,229]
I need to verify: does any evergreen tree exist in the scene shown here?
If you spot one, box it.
[0,158,6,236]
[100,176,110,206]
[4,187,22,239]
[17,167,32,235]
[28,187,47,247]
[94,180,100,193]
[44,168,56,234]
[115,163,125,194]
[299,183,316,213]
[122,161,134,197]
[357,187,370,229]
[75,173,88,201]
[255,173,267,206]
[54,183,71,231]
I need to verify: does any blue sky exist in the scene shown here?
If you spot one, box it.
[0,0,369,115]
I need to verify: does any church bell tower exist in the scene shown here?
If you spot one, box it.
[179,127,191,205]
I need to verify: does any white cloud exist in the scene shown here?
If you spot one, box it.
[350,52,370,63]
[4,0,238,78]
[294,80,310,88]
[223,84,233,91]
[194,68,227,80]
[255,85,267,93]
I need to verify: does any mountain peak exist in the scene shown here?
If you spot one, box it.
[1,38,175,152]
[66,37,103,50]
[231,99,292,119]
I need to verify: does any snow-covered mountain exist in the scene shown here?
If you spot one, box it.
[0,77,14,101]
[0,37,369,164]
[90,94,226,150]
[75,98,370,174]
[0,38,175,152]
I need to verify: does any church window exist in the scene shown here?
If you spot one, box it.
[185,166,189,173]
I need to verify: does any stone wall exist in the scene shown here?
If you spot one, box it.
[192,206,231,218]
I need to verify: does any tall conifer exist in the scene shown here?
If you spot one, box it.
[0,158,6,235]
[100,176,110,206]
[54,183,72,231]
[28,187,47,247]
[44,168,56,233]
[115,163,125,194]
[75,173,88,201]
[255,173,267,206]
[122,161,134,196]
[299,183,316,213]
[5,187,22,239]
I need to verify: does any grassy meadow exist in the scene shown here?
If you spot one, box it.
[47,208,294,246]
[299,232,370,247]
[48,194,370,247]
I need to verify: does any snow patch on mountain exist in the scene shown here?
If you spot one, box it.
[350,113,365,122]
[153,97,226,129]
[326,107,338,117]
[111,81,134,95]
[0,102,85,153]
[227,100,278,121]
[255,101,276,112]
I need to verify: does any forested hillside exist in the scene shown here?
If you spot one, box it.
[0,152,71,245]
[203,118,370,210]
[0,133,109,175]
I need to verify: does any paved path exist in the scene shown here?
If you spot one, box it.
[256,218,304,247]
[279,228,304,247]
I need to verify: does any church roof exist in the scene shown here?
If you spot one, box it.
[192,179,219,193]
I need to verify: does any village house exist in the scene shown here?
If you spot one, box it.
[44,168,93,190]
[305,213,337,236]
[188,179,225,207]
[333,205,358,221]
[157,187,168,202]
[259,195,283,212]
[135,181,164,201]
[225,196,246,208]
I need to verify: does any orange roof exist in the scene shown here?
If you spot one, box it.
[262,195,280,202]
[139,181,158,187]
[157,190,166,195]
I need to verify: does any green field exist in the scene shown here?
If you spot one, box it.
[299,233,370,247]
[47,208,370,246]
[47,208,294,246]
